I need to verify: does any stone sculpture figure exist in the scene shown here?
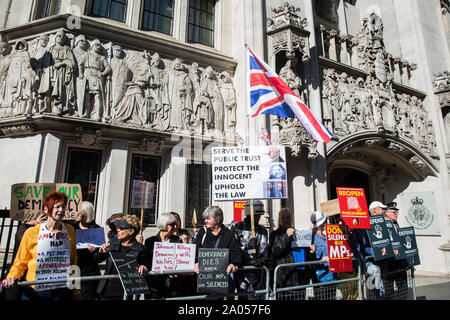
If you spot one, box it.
[73,34,89,117]
[335,72,352,134]
[203,66,224,134]
[78,39,111,121]
[0,41,11,116]
[29,34,52,114]
[148,52,165,129]
[218,71,237,135]
[279,57,302,98]
[162,58,194,132]
[110,45,130,117]
[321,68,337,129]
[40,30,76,116]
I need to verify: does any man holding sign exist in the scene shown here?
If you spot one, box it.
[3,192,77,300]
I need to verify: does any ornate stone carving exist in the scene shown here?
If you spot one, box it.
[1,124,36,136]
[139,136,164,154]
[409,155,426,170]
[267,2,308,31]
[74,126,102,145]
[0,30,236,140]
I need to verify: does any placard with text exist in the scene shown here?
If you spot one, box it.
[197,248,229,295]
[336,187,370,229]
[326,224,353,273]
[398,227,420,267]
[151,242,196,272]
[110,251,150,295]
[367,216,395,261]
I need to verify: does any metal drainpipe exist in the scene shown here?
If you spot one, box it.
[2,0,13,29]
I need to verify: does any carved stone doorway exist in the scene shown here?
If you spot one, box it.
[329,168,371,204]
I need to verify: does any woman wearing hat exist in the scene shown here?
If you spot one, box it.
[94,214,147,300]
[268,208,315,300]
[310,210,337,300]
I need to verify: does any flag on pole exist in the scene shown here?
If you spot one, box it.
[247,46,333,143]
[258,127,272,146]
[233,130,245,146]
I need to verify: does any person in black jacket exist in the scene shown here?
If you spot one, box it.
[143,212,186,299]
[193,206,243,296]
[94,214,147,300]
[269,208,315,300]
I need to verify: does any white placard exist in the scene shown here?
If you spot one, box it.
[151,242,196,272]
[131,180,155,209]
[291,230,313,248]
[212,146,288,201]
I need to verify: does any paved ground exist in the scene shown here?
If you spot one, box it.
[414,274,450,300]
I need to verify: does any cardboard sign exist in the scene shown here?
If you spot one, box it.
[291,230,313,248]
[197,248,229,295]
[384,220,406,260]
[336,187,370,229]
[110,251,150,296]
[398,227,420,267]
[10,183,83,221]
[326,224,353,273]
[151,242,196,272]
[320,199,341,217]
[211,146,288,201]
[367,216,395,261]
[75,228,106,249]
[130,180,155,209]
[233,200,246,223]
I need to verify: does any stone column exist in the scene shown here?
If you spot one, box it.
[38,133,61,182]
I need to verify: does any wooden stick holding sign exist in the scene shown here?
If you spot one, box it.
[249,200,256,254]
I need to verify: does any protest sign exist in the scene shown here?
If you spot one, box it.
[110,251,150,295]
[211,146,288,201]
[197,248,229,295]
[326,224,353,273]
[336,187,370,229]
[385,220,406,260]
[130,180,155,209]
[320,199,341,217]
[291,230,313,248]
[367,216,395,261]
[151,242,196,272]
[398,227,420,267]
[35,223,71,291]
[233,200,246,223]
[11,183,82,221]
[75,228,105,249]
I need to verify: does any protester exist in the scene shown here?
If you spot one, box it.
[171,212,191,244]
[232,200,268,299]
[383,202,408,299]
[310,210,337,300]
[105,213,125,240]
[143,212,186,299]
[71,201,102,300]
[95,214,147,300]
[2,192,77,300]
[269,208,315,300]
[193,206,243,295]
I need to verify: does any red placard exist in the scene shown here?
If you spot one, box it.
[233,200,246,223]
[336,187,370,229]
[326,224,353,273]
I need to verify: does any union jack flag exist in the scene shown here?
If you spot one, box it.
[233,130,245,146]
[247,47,333,143]
[258,127,272,146]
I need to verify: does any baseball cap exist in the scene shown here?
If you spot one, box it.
[114,219,136,231]
[310,210,327,228]
[244,200,265,216]
[368,201,387,211]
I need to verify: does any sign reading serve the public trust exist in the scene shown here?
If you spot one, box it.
[211,146,288,201]
[10,183,83,221]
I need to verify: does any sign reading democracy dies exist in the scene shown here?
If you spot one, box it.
[326,224,353,273]
[151,242,196,272]
[197,248,229,295]
[367,216,395,261]
[398,227,420,267]
[212,146,288,201]
[130,180,155,209]
[11,183,83,222]
[336,187,370,229]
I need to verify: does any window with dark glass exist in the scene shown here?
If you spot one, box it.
[34,0,61,19]
[141,0,174,35]
[91,0,128,23]
[65,148,102,214]
[187,0,215,47]
[186,163,211,227]
[128,155,160,226]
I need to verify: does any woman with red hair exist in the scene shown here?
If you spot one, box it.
[2,191,77,300]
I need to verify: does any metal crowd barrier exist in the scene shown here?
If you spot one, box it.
[272,258,362,300]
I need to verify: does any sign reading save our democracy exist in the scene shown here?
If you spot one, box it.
[211,146,288,201]
[11,183,83,221]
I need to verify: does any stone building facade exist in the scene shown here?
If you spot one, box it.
[0,0,449,275]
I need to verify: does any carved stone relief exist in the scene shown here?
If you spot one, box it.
[0,30,236,140]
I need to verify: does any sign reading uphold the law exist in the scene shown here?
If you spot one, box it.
[11,183,83,222]
[211,146,288,201]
